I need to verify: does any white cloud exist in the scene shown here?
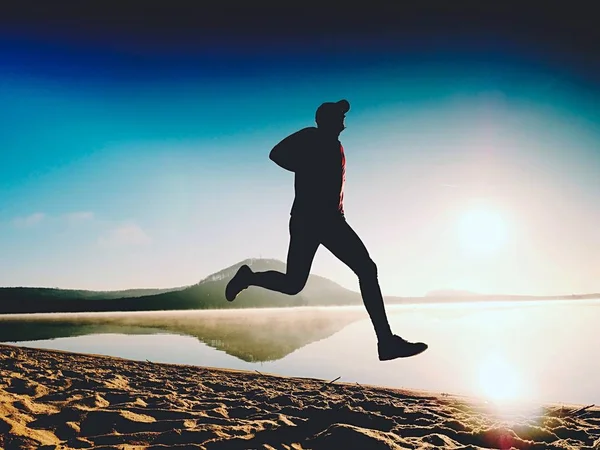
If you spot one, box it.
[13,212,46,228]
[98,223,152,247]
[64,211,95,224]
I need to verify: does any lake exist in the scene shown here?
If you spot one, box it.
[1,299,599,407]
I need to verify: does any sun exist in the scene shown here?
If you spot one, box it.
[456,205,509,256]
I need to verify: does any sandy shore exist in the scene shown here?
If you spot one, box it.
[1,344,599,449]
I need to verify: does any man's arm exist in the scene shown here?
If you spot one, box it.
[269,140,297,172]
[269,127,317,172]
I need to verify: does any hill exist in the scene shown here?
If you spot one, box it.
[0,286,183,301]
[0,259,361,314]
[0,259,597,314]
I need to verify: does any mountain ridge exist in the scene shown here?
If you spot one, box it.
[0,258,361,314]
[0,258,598,314]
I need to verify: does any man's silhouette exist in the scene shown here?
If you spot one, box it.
[226,100,427,360]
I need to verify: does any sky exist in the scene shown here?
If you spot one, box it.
[0,4,599,296]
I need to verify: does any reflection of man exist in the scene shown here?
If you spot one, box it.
[226,100,427,360]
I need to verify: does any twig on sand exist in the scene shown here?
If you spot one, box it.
[255,370,265,376]
[570,404,595,417]
[326,376,341,385]
[355,381,369,399]
[320,376,341,390]
[549,404,595,418]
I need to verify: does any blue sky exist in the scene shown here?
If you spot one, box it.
[1,28,599,296]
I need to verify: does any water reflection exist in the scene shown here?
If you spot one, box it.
[0,307,367,362]
[1,300,599,406]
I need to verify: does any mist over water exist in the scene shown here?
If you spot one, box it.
[2,299,599,406]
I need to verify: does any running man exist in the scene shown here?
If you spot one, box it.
[225,100,427,360]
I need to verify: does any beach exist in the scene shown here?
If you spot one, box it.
[1,344,599,449]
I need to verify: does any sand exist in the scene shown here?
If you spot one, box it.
[1,344,599,449]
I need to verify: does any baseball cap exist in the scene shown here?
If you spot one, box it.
[315,99,350,125]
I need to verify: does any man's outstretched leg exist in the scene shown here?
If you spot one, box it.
[320,216,428,360]
[225,215,320,301]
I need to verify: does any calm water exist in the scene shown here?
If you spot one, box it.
[1,299,599,406]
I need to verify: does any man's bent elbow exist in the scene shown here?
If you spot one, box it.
[270,149,295,171]
[269,149,278,163]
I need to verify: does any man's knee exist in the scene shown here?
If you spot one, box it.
[357,258,378,280]
[283,275,307,295]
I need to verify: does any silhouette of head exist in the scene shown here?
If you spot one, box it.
[315,99,350,135]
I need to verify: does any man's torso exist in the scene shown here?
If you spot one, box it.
[289,127,346,217]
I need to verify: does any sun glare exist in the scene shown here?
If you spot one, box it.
[457,206,508,256]
[478,353,523,403]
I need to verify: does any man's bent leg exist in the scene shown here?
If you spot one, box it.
[320,216,393,341]
[249,215,320,295]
